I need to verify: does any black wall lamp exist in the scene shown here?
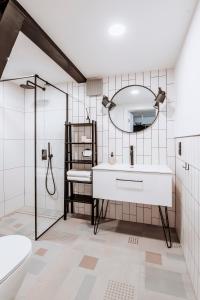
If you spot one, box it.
[154,87,166,108]
[102,96,116,110]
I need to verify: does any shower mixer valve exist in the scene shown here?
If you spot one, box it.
[42,149,47,160]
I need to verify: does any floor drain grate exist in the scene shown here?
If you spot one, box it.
[128,236,139,245]
[104,280,135,300]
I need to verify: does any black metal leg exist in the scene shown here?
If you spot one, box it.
[96,199,99,220]
[91,200,94,225]
[64,200,69,220]
[94,199,109,235]
[71,201,74,213]
[159,206,172,248]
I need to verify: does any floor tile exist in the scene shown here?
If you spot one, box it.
[79,255,98,270]
[146,251,162,265]
[35,248,48,256]
[104,280,135,300]
[74,274,96,300]
[27,258,46,275]
[145,266,187,298]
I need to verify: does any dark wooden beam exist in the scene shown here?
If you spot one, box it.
[0,0,24,76]
[0,0,86,83]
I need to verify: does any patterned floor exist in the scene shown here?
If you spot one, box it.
[0,213,197,300]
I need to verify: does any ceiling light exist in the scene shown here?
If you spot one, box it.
[108,24,126,37]
[131,89,139,95]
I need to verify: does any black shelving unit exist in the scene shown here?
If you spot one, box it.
[64,121,98,224]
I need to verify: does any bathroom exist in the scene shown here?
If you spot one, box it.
[0,0,199,299]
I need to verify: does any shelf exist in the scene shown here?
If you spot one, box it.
[65,194,93,204]
[65,160,93,164]
[65,179,92,184]
[65,122,95,127]
[66,142,93,145]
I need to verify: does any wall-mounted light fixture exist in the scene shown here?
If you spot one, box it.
[102,96,116,110]
[154,87,166,109]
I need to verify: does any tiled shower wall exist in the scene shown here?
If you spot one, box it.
[65,68,176,227]
[24,82,67,215]
[0,81,25,217]
[176,136,200,298]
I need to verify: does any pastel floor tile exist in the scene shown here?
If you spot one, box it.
[104,280,135,300]
[14,223,23,228]
[74,274,96,300]
[35,248,48,256]
[27,258,46,275]
[145,266,187,298]
[0,212,197,300]
[145,251,162,265]
[79,255,98,270]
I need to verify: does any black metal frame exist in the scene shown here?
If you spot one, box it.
[93,201,172,248]
[94,199,109,235]
[158,206,172,248]
[64,121,98,224]
[34,75,68,240]
[0,74,68,240]
[108,84,159,134]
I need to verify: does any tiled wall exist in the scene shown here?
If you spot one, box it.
[0,81,25,217]
[65,68,176,227]
[176,136,200,298]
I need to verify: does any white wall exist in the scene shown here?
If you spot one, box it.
[0,81,25,217]
[175,1,200,137]
[175,2,200,298]
[176,136,200,299]
[65,69,176,227]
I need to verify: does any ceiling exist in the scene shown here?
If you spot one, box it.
[2,0,198,83]
[2,32,72,83]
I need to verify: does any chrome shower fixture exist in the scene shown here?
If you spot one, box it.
[102,95,116,110]
[20,80,46,91]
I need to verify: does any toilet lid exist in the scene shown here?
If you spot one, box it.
[0,235,32,284]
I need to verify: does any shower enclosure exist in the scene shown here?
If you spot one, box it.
[0,75,68,240]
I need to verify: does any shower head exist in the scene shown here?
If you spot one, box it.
[20,83,35,89]
[20,80,46,91]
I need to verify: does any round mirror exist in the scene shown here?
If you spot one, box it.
[109,85,157,133]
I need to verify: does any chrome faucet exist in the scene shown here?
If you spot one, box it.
[130,145,134,166]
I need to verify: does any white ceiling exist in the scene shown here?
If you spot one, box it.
[2,0,198,83]
[2,32,72,83]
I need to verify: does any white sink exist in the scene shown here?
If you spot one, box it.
[93,163,172,207]
[92,163,172,174]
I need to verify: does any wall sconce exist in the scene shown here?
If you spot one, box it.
[102,96,116,110]
[154,87,166,108]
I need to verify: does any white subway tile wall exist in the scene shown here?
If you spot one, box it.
[65,69,176,227]
[0,81,25,217]
[176,136,200,299]
[24,81,67,220]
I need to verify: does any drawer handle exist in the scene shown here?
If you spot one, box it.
[116,178,143,183]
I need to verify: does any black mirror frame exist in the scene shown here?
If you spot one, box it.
[108,84,158,134]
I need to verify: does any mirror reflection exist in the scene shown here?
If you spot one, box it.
[109,85,157,133]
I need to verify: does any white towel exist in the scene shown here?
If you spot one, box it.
[67,176,91,182]
[67,169,91,178]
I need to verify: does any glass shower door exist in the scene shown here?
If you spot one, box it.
[35,76,68,239]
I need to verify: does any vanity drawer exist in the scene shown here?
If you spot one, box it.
[93,170,172,206]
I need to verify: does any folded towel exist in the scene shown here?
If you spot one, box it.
[67,169,91,178]
[67,176,91,182]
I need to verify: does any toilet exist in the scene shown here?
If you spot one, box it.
[0,235,32,300]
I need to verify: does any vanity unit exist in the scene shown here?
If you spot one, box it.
[93,163,173,248]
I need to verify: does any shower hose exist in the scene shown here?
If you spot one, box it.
[45,143,56,196]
